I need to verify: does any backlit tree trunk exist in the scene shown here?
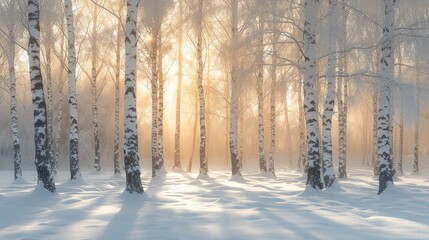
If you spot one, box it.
[322,0,338,188]
[91,7,101,172]
[256,11,266,173]
[229,0,241,176]
[65,0,80,181]
[8,36,22,181]
[377,0,396,195]
[303,0,323,189]
[28,0,55,192]
[174,0,184,169]
[123,0,143,194]
[196,0,208,176]
[113,16,122,176]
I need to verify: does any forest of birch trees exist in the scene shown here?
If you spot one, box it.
[0,0,428,194]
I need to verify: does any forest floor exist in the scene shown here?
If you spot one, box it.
[0,158,428,240]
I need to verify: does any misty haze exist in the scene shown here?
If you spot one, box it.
[0,0,428,239]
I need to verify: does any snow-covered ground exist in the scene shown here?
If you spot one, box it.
[0,161,428,240]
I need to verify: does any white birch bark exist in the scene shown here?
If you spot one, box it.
[256,12,266,173]
[413,69,420,173]
[28,0,55,192]
[91,8,101,172]
[267,0,278,175]
[303,0,323,189]
[229,0,241,176]
[337,0,348,179]
[114,16,122,175]
[377,0,396,195]
[123,0,143,193]
[151,28,161,177]
[157,34,165,174]
[322,0,338,187]
[298,79,307,171]
[196,0,208,176]
[174,0,184,169]
[8,36,22,181]
[65,0,80,181]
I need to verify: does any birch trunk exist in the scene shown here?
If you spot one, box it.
[196,0,208,175]
[256,12,266,173]
[303,0,323,189]
[123,0,143,194]
[151,28,160,177]
[377,0,396,195]
[174,0,184,169]
[397,48,403,175]
[114,16,122,175]
[28,0,55,192]
[337,0,348,180]
[9,37,22,181]
[229,0,241,176]
[322,0,338,187]
[65,0,80,181]
[45,41,55,176]
[91,8,101,172]
[413,70,420,173]
[157,34,165,174]
[298,79,307,171]
[268,0,278,175]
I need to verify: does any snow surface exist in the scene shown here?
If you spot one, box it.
[0,163,428,240]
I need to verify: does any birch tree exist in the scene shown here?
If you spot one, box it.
[28,0,56,192]
[0,0,24,181]
[173,0,184,170]
[303,0,323,189]
[256,7,266,173]
[91,6,101,172]
[267,0,278,176]
[322,0,338,187]
[377,0,396,195]
[195,0,208,176]
[65,0,81,180]
[123,0,143,194]
[229,0,241,176]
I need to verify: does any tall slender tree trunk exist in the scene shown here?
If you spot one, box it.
[377,0,396,195]
[303,0,323,189]
[322,0,338,187]
[338,75,348,178]
[229,0,241,176]
[28,0,55,192]
[157,34,165,174]
[65,0,80,181]
[9,37,22,181]
[337,0,348,180]
[45,37,55,176]
[114,16,122,175]
[268,0,278,175]
[397,47,403,175]
[123,0,143,194]
[174,0,184,169]
[413,66,420,173]
[91,7,101,172]
[196,0,208,176]
[256,12,266,173]
[151,28,160,178]
[298,79,307,171]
